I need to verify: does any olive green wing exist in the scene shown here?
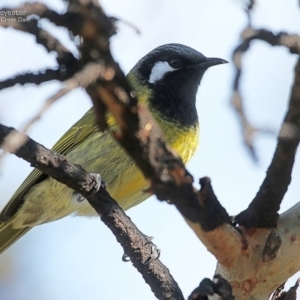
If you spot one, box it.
[0,107,100,222]
[0,108,111,253]
[0,223,30,254]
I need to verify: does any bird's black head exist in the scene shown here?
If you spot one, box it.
[131,43,227,127]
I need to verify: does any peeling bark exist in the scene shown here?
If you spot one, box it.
[215,203,300,299]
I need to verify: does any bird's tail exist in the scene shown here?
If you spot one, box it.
[0,220,30,254]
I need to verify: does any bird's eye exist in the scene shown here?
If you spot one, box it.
[168,58,183,69]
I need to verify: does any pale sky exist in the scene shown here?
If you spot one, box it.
[0,0,300,299]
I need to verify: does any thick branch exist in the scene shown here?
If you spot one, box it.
[267,204,300,290]
[236,57,300,227]
[215,202,300,299]
[0,123,184,300]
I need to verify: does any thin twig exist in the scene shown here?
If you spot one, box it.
[231,27,300,161]
[0,62,107,162]
[0,66,80,91]
[0,18,76,65]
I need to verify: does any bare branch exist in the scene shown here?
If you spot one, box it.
[0,123,184,300]
[247,0,255,11]
[236,57,300,227]
[0,18,76,65]
[0,62,107,163]
[89,190,185,300]
[231,29,300,160]
[237,29,300,54]
[0,67,80,91]
[0,9,81,91]
[20,61,109,130]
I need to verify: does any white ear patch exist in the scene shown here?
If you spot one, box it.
[148,61,176,84]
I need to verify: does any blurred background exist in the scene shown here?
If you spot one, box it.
[0,0,299,299]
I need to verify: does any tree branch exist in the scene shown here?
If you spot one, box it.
[215,201,300,299]
[0,123,184,300]
[0,17,76,65]
[0,67,80,91]
[0,61,107,163]
[236,57,300,227]
[231,29,300,160]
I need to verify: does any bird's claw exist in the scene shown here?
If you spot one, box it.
[122,253,131,262]
[144,235,161,264]
[76,172,107,202]
[122,235,160,264]
[90,173,107,191]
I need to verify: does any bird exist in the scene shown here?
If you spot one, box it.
[0,43,227,253]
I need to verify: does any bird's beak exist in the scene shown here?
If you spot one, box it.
[192,57,228,69]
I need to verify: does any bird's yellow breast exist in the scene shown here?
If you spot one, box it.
[103,96,199,209]
[106,98,199,165]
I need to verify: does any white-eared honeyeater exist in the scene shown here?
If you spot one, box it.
[0,43,227,253]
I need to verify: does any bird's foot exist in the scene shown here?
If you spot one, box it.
[144,235,161,264]
[122,234,161,264]
[76,173,107,202]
